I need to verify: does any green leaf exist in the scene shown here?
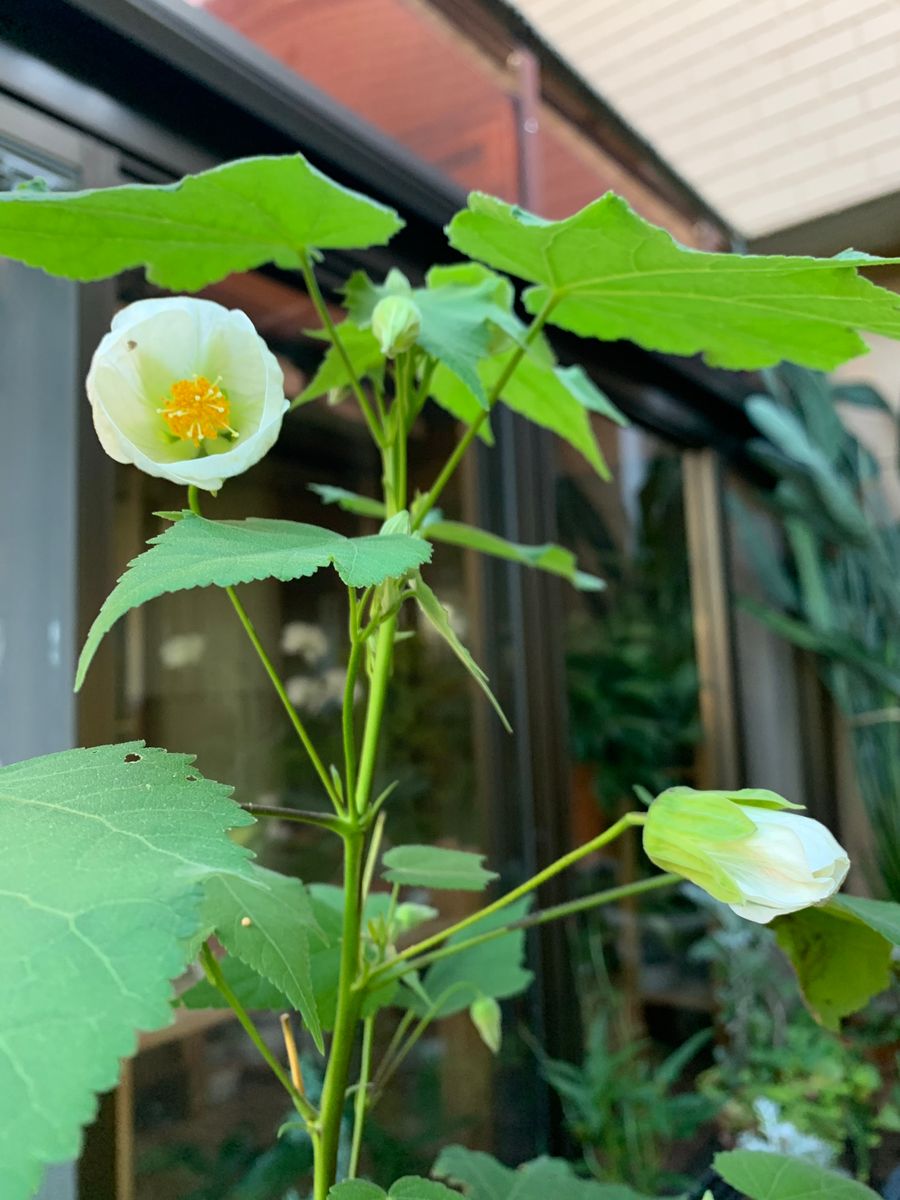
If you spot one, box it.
[201,865,325,1050]
[447,191,900,371]
[772,904,893,1029]
[77,513,431,689]
[429,364,496,444]
[389,1180,463,1200]
[329,1181,460,1200]
[433,1146,657,1199]
[307,886,398,1029]
[714,1150,882,1199]
[746,397,871,543]
[382,845,498,891]
[345,265,523,404]
[0,742,251,1200]
[294,323,384,406]
[180,954,290,1011]
[412,576,511,731]
[309,484,388,518]
[0,154,403,290]
[409,898,534,1017]
[478,351,614,478]
[830,893,900,944]
[329,1183,386,1200]
[740,598,900,695]
[426,519,604,591]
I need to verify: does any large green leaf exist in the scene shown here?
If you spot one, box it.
[831,893,900,944]
[77,513,431,688]
[382,845,498,891]
[447,191,900,371]
[407,898,533,1017]
[330,1179,459,1200]
[0,742,252,1200]
[201,865,324,1050]
[412,575,510,731]
[714,1150,881,1199]
[425,519,604,591]
[0,155,403,290]
[772,904,893,1029]
[433,1146,657,1200]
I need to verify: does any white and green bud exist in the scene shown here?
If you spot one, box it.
[469,995,502,1055]
[643,787,849,925]
[371,294,421,358]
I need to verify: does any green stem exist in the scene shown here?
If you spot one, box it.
[300,251,385,447]
[225,583,344,814]
[240,803,349,834]
[200,944,317,1123]
[411,294,558,530]
[185,486,342,814]
[348,1015,375,1179]
[343,595,364,802]
[365,813,647,989]
[378,872,679,986]
[315,831,365,1198]
[353,613,398,817]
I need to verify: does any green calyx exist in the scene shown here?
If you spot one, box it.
[641,787,799,904]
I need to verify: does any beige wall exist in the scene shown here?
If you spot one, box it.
[516,0,900,236]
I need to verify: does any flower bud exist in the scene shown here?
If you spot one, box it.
[643,787,849,925]
[469,995,502,1054]
[371,295,421,357]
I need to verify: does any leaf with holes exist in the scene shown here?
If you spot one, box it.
[77,513,431,688]
[0,742,251,1200]
[382,845,498,892]
[201,865,325,1050]
[714,1151,881,1199]
[433,1146,657,1199]
[447,191,900,371]
[0,155,403,290]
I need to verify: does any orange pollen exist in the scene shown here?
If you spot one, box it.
[158,376,235,446]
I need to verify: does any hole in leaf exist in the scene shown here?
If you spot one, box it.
[185,774,198,782]
[123,752,142,763]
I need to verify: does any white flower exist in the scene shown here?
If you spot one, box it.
[643,787,850,925]
[86,297,288,491]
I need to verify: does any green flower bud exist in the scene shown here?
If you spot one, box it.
[643,787,848,925]
[469,995,502,1055]
[371,294,421,358]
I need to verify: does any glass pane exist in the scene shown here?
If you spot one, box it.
[0,141,79,767]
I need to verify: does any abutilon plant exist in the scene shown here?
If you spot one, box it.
[0,154,898,1200]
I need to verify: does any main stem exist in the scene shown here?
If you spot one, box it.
[311,296,556,1195]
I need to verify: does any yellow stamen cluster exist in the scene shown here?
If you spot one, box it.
[159,376,235,446]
